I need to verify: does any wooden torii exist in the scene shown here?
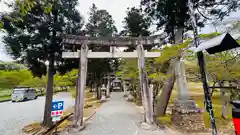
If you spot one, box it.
[62,34,165,128]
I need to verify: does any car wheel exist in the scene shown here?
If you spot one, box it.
[34,96,38,99]
[24,97,27,101]
[11,100,15,103]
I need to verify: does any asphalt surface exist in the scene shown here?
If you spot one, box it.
[64,92,166,135]
[0,92,74,135]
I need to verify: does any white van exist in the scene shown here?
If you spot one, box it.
[11,87,38,102]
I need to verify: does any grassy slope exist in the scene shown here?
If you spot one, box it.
[0,89,11,101]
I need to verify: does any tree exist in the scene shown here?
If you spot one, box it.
[141,0,240,35]
[85,4,118,98]
[120,7,151,37]
[117,40,190,115]
[54,72,75,91]
[0,0,53,30]
[86,4,117,37]
[1,0,84,127]
[63,69,78,86]
[140,0,240,117]
[117,6,152,103]
[20,76,47,94]
[116,58,140,102]
[120,7,152,52]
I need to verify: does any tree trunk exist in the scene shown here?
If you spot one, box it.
[107,74,110,97]
[210,82,217,97]
[153,83,161,115]
[155,28,182,116]
[221,91,229,119]
[155,63,175,116]
[42,56,54,127]
[219,81,229,119]
[42,4,58,126]
[149,84,154,121]
[90,83,93,92]
[96,79,101,100]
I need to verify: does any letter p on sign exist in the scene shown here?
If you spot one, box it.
[58,103,63,109]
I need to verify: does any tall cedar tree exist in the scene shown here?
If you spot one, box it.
[141,0,240,40]
[2,0,84,126]
[85,4,117,92]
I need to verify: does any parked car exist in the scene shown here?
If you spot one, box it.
[11,87,38,102]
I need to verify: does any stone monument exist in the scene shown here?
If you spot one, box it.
[100,84,107,101]
[171,59,205,131]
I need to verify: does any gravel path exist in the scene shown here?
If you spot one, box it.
[0,92,74,135]
[69,92,167,135]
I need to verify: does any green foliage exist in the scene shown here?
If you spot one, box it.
[0,70,32,88]
[223,20,240,33]
[54,69,78,87]
[140,0,239,40]
[85,4,118,82]
[0,21,3,29]
[16,0,36,16]
[155,40,191,63]
[20,76,47,88]
[120,7,151,37]
[0,62,26,70]
[186,51,240,82]
[86,4,117,37]
[207,52,240,81]
[2,0,84,77]
[199,32,221,39]
[185,49,240,100]
[146,40,191,82]
[237,40,240,44]
[116,59,139,81]
[0,69,78,89]
[0,0,53,29]
[117,40,191,88]
[185,32,240,83]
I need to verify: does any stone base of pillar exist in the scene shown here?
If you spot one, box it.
[171,99,205,132]
[67,125,85,133]
[139,122,158,131]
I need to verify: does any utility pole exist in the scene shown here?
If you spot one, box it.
[187,1,218,135]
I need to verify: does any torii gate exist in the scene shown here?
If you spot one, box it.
[62,34,166,128]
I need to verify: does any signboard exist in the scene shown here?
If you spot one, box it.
[52,116,61,122]
[51,101,64,122]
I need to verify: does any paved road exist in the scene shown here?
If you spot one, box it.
[66,92,167,135]
[0,92,74,135]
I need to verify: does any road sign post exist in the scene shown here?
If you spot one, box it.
[51,100,64,133]
[51,101,64,122]
[51,101,64,118]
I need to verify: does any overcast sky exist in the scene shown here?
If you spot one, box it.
[0,0,240,61]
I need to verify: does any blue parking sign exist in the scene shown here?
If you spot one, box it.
[52,101,64,111]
